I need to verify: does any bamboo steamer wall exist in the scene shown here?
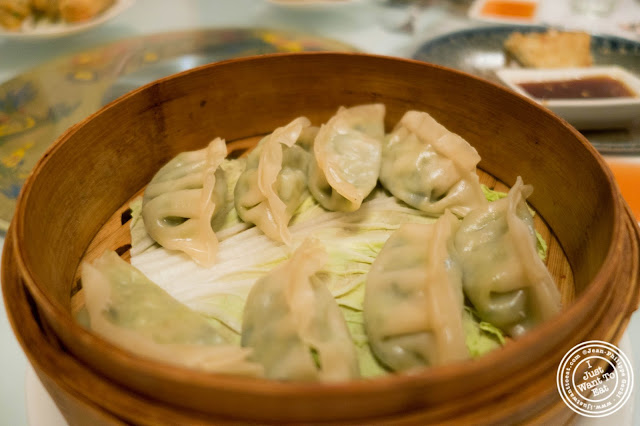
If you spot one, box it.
[4,53,640,424]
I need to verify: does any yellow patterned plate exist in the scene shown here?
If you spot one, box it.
[0,28,357,230]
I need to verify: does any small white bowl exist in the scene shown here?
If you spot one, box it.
[468,0,540,25]
[496,66,640,130]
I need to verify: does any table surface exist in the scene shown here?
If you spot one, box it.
[2,0,640,425]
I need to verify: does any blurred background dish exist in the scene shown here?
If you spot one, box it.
[0,28,357,231]
[0,0,135,40]
[413,25,640,83]
[413,25,640,154]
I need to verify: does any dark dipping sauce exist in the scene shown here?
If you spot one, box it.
[517,76,637,100]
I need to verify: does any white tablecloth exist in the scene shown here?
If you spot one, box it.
[1,1,640,424]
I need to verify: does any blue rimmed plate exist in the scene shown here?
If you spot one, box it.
[412,25,640,154]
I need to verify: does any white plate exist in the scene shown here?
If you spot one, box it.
[496,66,640,130]
[0,0,135,40]
[468,0,540,25]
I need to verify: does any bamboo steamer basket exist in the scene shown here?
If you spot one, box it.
[4,52,640,424]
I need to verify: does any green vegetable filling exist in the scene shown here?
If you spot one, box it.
[125,170,552,379]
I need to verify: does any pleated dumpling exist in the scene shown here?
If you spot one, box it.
[234,117,311,244]
[81,251,263,377]
[454,177,562,337]
[308,104,385,212]
[364,211,470,371]
[380,111,487,217]
[241,238,360,382]
[142,137,228,267]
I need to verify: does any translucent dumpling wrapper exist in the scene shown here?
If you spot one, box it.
[308,104,385,212]
[364,211,470,371]
[142,137,228,267]
[454,177,562,337]
[81,251,263,377]
[234,117,311,244]
[241,238,360,382]
[295,125,319,152]
[380,111,487,217]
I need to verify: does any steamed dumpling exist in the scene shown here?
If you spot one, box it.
[81,251,263,377]
[364,211,470,371]
[234,117,311,244]
[380,111,487,217]
[454,177,562,337]
[241,238,360,382]
[308,104,385,212]
[142,138,228,267]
